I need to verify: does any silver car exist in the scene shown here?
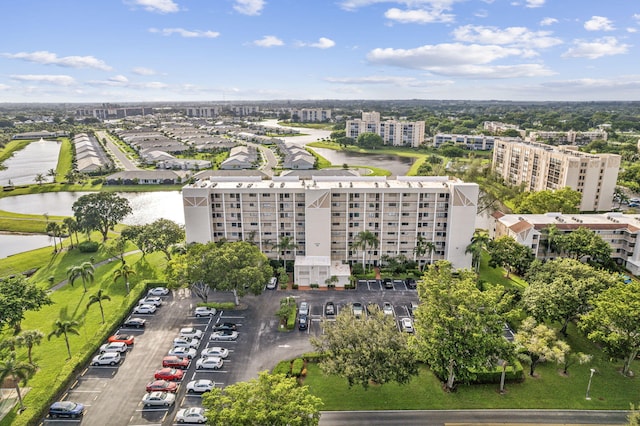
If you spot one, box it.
[186,379,214,394]
[142,391,176,407]
[209,330,238,341]
[195,356,223,370]
[91,352,121,366]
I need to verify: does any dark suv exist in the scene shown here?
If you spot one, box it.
[298,314,308,330]
[406,278,417,289]
[49,401,85,418]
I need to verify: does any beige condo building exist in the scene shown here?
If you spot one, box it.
[183,175,478,288]
[492,139,620,212]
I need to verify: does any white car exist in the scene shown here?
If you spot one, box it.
[196,356,223,370]
[148,287,169,296]
[200,346,229,359]
[210,330,238,341]
[133,304,157,314]
[138,296,163,306]
[141,391,176,407]
[186,379,214,394]
[382,302,394,317]
[168,347,197,359]
[173,336,200,348]
[99,342,128,353]
[194,306,217,317]
[266,276,278,290]
[176,407,208,423]
[179,327,203,339]
[401,317,414,333]
[91,352,121,366]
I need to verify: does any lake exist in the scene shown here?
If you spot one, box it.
[310,147,415,177]
[0,139,61,186]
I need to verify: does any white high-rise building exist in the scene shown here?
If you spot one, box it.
[345,112,425,147]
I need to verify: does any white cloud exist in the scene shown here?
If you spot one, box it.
[453,25,562,49]
[384,8,455,24]
[562,37,629,59]
[253,35,284,47]
[148,28,220,38]
[627,28,638,33]
[540,17,558,26]
[634,14,640,22]
[233,0,265,15]
[126,0,179,13]
[10,74,76,86]
[299,37,336,49]
[88,75,167,90]
[525,0,544,7]
[540,76,640,92]
[325,75,454,87]
[3,51,112,70]
[425,63,554,78]
[339,0,460,12]
[584,16,615,31]
[132,67,157,75]
[474,9,489,18]
[0,84,10,90]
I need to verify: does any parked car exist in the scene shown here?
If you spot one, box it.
[107,334,135,345]
[133,304,156,314]
[406,277,417,289]
[186,379,214,394]
[142,391,176,407]
[48,401,85,418]
[138,296,163,306]
[629,202,640,207]
[91,352,121,366]
[299,302,309,315]
[382,302,394,316]
[195,356,223,370]
[325,301,335,316]
[212,322,237,332]
[266,276,278,289]
[168,347,197,359]
[194,306,216,317]
[176,407,208,423]
[99,341,128,353]
[162,355,190,369]
[122,317,146,328]
[173,336,200,348]
[146,379,178,393]
[200,346,229,359]
[154,368,184,381]
[382,278,394,289]
[352,302,364,318]
[298,314,308,330]
[408,301,419,317]
[148,286,169,296]
[401,317,414,333]
[210,330,238,341]
[179,327,203,339]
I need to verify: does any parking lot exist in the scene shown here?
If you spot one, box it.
[43,282,418,425]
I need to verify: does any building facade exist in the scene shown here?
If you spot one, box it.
[433,134,497,150]
[345,112,425,147]
[492,139,620,212]
[292,109,331,122]
[492,212,640,275]
[183,175,478,288]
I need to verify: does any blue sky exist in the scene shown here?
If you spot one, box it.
[1,0,639,102]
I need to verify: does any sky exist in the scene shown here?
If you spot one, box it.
[0,0,639,103]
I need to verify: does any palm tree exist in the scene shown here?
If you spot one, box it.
[413,234,436,270]
[63,217,78,249]
[274,236,298,272]
[67,261,95,292]
[113,263,136,295]
[540,224,559,256]
[87,289,111,323]
[47,168,56,183]
[352,231,379,272]
[0,352,36,412]
[16,330,44,365]
[46,222,61,252]
[47,318,81,359]
[34,173,45,185]
[465,229,490,273]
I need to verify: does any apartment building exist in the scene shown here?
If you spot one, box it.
[433,134,497,150]
[345,112,425,147]
[492,212,640,275]
[292,108,331,122]
[185,106,222,118]
[183,175,478,288]
[529,130,607,145]
[483,121,523,135]
[492,139,620,212]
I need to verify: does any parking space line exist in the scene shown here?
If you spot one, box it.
[66,390,102,393]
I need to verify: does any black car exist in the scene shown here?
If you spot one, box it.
[325,301,335,316]
[298,314,308,330]
[49,401,85,418]
[122,317,146,328]
[382,278,394,289]
[213,322,237,332]
[406,278,417,289]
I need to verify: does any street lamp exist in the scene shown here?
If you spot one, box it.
[585,368,596,400]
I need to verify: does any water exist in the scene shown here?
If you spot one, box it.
[0,233,53,258]
[0,139,61,186]
[310,147,414,177]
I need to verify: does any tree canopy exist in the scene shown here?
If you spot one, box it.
[512,187,582,214]
[202,370,323,426]
[579,281,640,376]
[412,261,513,391]
[356,132,383,148]
[311,304,418,389]
[0,275,52,334]
[554,227,612,266]
[72,192,132,241]
[487,236,534,278]
[514,316,566,377]
[123,219,185,260]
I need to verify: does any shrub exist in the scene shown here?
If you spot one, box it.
[286,307,297,330]
[302,352,329,362]
[272,360,292,376]
[310,283,319,289]
[91,178,103,185]
[197,301,236,311]
[77,241,99,252]
[291,358,304,377]
[470,361,525,384]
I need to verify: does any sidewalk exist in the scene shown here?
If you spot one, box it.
[0,387,30,420]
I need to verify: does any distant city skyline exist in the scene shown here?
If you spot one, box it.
[1,0,639,103]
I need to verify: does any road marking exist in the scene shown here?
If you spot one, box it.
[66,390,102,393]
[136,407,172,412]
[278,344,291,348]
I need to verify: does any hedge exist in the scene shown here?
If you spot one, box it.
[469,360,525,384]
[291,358,304,377]
[272,360,292,376]
[286,307,297,330]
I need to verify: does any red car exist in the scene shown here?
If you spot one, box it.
[107,334,135,345]
[154,368,184,382]
[146,379,178,393]
[162,356,190,369]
